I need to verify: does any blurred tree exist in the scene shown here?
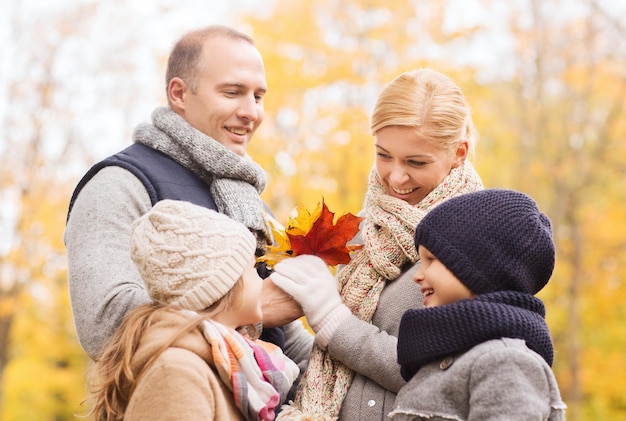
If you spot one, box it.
[244,0,481,220]
[0,2,100,417]
[0,0,174,417]
[472,1,626,419]
[2,191,88,420]
[1,0,624,419]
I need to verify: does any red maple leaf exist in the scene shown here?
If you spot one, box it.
[287,200,363,266]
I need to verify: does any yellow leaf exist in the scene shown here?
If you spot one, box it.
[285,200,323,235]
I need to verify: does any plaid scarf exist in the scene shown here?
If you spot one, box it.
[278,162,483,420]
[186,312,300,421]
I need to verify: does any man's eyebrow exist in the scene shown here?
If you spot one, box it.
[217,82,267,94]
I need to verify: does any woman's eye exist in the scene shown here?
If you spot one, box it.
[408,160,427,167]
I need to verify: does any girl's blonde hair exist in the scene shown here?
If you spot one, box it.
[371,68,477,156]
[85,278,244,420]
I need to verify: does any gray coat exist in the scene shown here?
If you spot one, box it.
[326,261,422,420]
[389,338,566,420]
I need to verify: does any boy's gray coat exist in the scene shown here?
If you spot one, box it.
[389,337,566,420]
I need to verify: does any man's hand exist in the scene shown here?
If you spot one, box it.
[261,276,304,328]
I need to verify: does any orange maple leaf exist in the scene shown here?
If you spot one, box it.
[287,200,363,266]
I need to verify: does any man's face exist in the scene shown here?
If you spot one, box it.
[177,37,267,156]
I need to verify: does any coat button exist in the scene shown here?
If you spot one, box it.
[439,356,454,370]
[367,400,376,407]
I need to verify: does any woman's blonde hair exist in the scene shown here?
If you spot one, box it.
[85,278,244,420]
[371,68,477,155]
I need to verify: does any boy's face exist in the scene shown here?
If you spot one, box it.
[413,245,475,307]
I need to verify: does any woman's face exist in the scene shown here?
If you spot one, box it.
[374,126,468,206]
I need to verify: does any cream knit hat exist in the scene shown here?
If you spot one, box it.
[130,199,256,311]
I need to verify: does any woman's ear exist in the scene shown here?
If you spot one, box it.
[451,139,469,168]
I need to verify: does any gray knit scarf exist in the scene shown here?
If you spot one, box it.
[133,106,271,252]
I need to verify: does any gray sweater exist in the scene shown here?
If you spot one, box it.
[327,261,422,420]
[64,166,313,369]
[389,338,566,420]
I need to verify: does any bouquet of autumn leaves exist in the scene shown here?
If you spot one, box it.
[258,200,364,269]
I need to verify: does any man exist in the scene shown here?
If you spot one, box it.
[65,26,310,367]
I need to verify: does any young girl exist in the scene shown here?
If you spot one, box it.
[389,189,566,420]
[87,199,299,421]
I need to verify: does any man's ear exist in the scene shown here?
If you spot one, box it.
[168,77,188,113]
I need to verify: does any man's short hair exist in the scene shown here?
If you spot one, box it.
[165,25,255,95]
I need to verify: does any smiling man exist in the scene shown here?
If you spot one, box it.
[64,26,311,368]
[167,30,267,156]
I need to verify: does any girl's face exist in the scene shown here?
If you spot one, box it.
[236,258,264,326]
[413,245,475,307]
[213,258,263,329]
[374,126,468,206]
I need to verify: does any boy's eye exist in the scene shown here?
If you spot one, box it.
[420,250,437,262]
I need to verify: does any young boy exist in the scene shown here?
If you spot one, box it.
[389,189,566,420]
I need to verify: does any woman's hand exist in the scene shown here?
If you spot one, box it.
[269,255,351,341]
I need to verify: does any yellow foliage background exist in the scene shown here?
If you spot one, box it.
[1,1,625,420]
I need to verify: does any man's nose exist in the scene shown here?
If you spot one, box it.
[237,95,260,121]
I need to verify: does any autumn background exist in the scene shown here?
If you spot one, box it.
[1,0,624,419]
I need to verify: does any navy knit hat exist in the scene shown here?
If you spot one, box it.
[414,189,555,295]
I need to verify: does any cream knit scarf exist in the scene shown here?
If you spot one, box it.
[279,161,483,420]
[133,106,271,252]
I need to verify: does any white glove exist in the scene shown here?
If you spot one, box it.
[270,255,351,348]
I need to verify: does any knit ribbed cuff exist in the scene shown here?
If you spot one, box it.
[313,304,352,349]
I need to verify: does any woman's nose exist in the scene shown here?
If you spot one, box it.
[389,165,409,185]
